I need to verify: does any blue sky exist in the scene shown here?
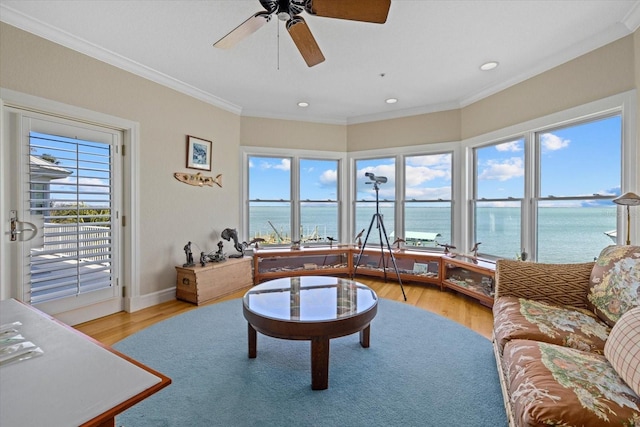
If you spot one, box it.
[477,115,621,204]
[30,132,111,206]
[248,154,454,202]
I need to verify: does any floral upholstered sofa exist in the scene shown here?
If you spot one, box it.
[493,245,640,426]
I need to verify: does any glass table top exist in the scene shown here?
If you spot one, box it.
[243,276,378,322]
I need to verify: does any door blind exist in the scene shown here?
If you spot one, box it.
[28,132,113,304]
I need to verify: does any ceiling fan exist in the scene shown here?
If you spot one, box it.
[213,0,391,67]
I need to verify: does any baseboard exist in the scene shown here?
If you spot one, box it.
[125,287,176,313]
[55,297,124,326]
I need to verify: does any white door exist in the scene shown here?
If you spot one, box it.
[7,110,123,324]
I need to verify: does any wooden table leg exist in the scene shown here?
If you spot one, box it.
[310,336,330,390]
[248,323,257,358]
[360,324,371,348]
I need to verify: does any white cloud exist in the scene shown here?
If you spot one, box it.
[478,157,524,181]
[405,165,449,187]
[540,133,570,151]
[53,177,110,193]
[406,153,451,167]
[495,141,522,152]
[319,169,337,185]
[261,158,290,171]
[274,159,290,170]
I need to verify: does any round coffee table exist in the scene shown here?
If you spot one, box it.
[242,275,378,390]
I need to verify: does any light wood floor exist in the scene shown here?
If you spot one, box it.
[75,278,494,346]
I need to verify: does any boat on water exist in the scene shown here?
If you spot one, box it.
[390,231,442,246]
[605,230,617,242]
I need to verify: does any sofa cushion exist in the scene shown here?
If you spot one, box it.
[588,245,640,327]
[605,306,640,396]
[493,296,610,354]
[503,339,640,426]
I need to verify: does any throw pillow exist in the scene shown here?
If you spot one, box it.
[587,245,640,327]
[605,306,640,396]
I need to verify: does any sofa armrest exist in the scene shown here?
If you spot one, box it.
[495,259,594,309]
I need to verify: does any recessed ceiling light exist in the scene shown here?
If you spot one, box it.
[385,98,398,104]
[297,102,309,108]
[480,61,499,71]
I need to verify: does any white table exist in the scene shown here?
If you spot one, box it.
[0,299,170,427]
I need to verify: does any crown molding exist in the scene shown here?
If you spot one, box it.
[460,21,634,108]
[0,4,242,115]
[622,1,640,32]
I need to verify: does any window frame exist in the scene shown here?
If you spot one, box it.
[241,146,347,246]
[464,90,637,261]
[348,142,459,253]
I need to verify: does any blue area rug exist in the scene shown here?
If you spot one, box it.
[114,299,506,426]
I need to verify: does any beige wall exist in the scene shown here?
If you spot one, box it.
[346,109,461,152]
[0,23,242,297]
[636,30,640,191]
[240,116,346,151]
[1,22,639,304]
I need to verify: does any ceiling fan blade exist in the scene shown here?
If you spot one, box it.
[213,11,271,49]
[286,17,325,67]
[306,0,391,24]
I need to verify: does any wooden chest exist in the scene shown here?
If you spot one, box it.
[175,257,253,305]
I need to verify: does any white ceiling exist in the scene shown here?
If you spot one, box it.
[1,0,639,124]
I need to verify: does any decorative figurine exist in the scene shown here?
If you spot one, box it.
[291,240,301,250]
[207,240,226,262]
[249,237,266,250]
[392,237,405,250]
[221,228,247,258]
[471,242,482,259]
[327,236,335,248]
[354,229,365,248]
[200,251,207,267]
[437,242,456,256]
[183,241,195,267]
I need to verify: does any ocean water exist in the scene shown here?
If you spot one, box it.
[248,206,617,263]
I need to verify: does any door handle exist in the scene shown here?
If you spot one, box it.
[10,210,38,242]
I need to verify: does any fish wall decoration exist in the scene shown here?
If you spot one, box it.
[174,172,222,188]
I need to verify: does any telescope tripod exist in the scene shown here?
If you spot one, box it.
[353,181,407,301]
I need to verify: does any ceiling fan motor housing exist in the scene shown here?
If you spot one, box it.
[260,0,305,21]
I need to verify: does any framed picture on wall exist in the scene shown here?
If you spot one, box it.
[186,135,212,171]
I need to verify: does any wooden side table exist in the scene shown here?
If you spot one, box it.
[175,257,253,305]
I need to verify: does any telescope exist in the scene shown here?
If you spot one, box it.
[365,172,387,184]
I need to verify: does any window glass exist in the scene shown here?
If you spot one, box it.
[536,115,621,262]
[476,139,524,199]
[404,153,452,248]
[248,156,291,200]
[539,116,621,197]
[474,201,522,259]
[354,158,395,245]
[537,200,616,263]
[300,159,339,244]
[248,156,291,244]
[474,139,524,257]
[248,201,291,244]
